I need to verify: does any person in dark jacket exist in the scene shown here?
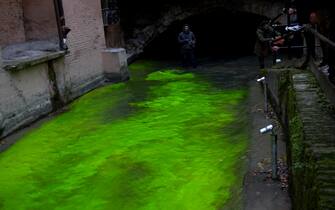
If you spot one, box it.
[254,20,281,69]
[178,24,197,68]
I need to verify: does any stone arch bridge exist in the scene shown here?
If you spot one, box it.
[119,0,286,59]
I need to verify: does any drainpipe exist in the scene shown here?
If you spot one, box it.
[53,0,65,50]
[49,0,65,109]
[0,50,3,135]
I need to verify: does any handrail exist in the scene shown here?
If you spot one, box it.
[305,25,335,49]
[304,25,335,106]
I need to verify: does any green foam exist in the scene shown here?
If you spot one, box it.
[0,61,248,210]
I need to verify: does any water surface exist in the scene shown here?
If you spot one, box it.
[0,59,256,210]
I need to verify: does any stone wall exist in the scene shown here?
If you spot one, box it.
[267,68,335,210]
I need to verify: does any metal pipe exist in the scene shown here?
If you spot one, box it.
[271,132,278,179]
[256,77,268,113]
[259,124,277,180]
[287,10,292,59]
[53,0,65,50]
[264,79,268,113]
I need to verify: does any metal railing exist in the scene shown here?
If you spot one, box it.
[305,26,335,50]
[304,24,335,106]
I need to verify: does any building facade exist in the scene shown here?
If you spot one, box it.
[0,0,128,138]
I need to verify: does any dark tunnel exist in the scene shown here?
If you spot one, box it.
[118,0,335,62]
[140,10,265,60]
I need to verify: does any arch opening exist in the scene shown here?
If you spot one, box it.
[118,0,285,59]
[140,9,266,60]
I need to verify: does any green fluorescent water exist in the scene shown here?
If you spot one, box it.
[0,61,248,210]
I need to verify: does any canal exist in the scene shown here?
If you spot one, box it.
[0,57,259,210]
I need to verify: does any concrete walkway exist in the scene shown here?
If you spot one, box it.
[244,82,291,210]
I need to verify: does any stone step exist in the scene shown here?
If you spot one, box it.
[307,143,335,148]
[319,194,335,209]
[295,87,319,93]
[319,182,335,189]
[316,177,335,188]
[319,187,335,196]
[304,138,335,145]
[319,203,335,210]
[318,162,335,171]
[304,141,335,148]
[318,169,335,176]
[312,149,335,160]
[304,133,335,139]
[304,126,335,131]
[301,116,335,123]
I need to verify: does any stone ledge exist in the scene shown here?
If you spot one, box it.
[2,51,66,72]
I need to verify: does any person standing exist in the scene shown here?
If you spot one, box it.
[287,6,304,58]
[178,24,197,68]
[254,20,281,69]
[300,12,318,69]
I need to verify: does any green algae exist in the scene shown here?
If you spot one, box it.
[0,61,248,210]
[146,70,195,81]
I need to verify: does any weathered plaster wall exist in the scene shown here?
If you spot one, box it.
[0,56,54,137]
[0,0,26,46]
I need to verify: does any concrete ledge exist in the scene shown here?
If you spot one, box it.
[3,51,66,72]
[102,48,130,82]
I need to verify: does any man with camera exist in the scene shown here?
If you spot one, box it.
[178,24,197,68]
[254,20,282,69]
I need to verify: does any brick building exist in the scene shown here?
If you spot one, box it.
[0,0,128,138]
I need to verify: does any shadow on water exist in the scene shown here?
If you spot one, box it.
[103,56,258,123]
